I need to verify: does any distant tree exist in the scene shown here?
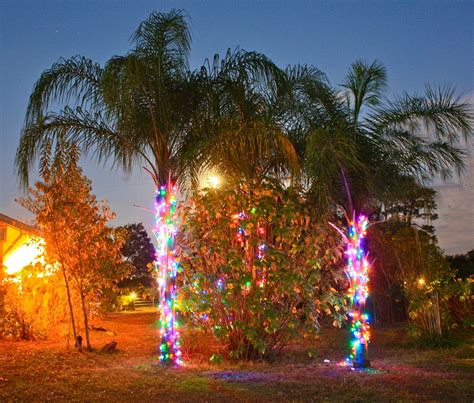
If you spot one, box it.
[367,218,473,337]
[118,223,155,289]
[447,250,474,279]
[19,140,129,350]
[446,250,473,326]
[390,226,457,337]
[374,182,438,236]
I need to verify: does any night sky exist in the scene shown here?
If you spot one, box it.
[1,0,472,254]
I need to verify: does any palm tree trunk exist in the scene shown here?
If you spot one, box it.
[155,181,181,365]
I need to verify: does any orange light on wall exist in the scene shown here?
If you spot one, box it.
[3,238,47,276]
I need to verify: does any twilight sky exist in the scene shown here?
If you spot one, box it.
[0,0,472,254]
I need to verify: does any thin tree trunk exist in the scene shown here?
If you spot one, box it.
[433,291,442,336]
[79,290,92,350]
[372,295,377,324]
[67,319,70,351]
[61,268,78,348]
[53,233,78,349]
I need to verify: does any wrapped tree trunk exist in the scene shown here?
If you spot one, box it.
[346,214,371,368]
[154,183,181,365]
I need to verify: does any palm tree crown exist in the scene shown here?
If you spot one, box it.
[280,59,473,212]
[17,12,472,216]
[16,10,299,192]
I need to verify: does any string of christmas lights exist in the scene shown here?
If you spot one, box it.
[233,209,267,289]
[346,213,371,368]
[153,183,182,365]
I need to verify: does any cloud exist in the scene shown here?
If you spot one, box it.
[433,89,474,254]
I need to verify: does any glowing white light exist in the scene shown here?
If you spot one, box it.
[208,175,220,188]
[4,238,45,275]
[198,169,222,190]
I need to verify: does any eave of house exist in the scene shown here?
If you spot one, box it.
[0,213,43,274]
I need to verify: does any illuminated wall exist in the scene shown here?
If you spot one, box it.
[0,214,44,277]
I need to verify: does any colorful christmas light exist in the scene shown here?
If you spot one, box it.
[153,183,181,365]
[232,209,267,288]
[346,213,371,368]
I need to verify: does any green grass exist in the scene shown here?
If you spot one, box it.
[0,312,472,401]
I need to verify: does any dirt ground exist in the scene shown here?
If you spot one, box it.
[0,309,472,402]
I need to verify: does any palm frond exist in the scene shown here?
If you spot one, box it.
[372,128,466,181]
[305,125,365,212]
[16,107,157,187]
[180,117,299,189]
[131,9,191,73]
[367,84,473,144]
[342,59,387,127]
[201,48,283,103]
[25,56,103,125]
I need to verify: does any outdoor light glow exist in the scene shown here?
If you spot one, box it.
[208,175,220,188]
[417,277,426,287]
[130,292,137,300]
[346,214,371,368]
[153,183,181,366]
[198,170,222,190]
[4,238,46,275]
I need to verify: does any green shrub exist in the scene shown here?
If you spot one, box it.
[406,324,460,349]
[178,180,345,360]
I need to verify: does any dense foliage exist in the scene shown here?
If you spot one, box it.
[448,250,474,279]
[369,221,472,337]
[117,223,155,289]
[18,141,130,348]
[1,262,74,340]
[12,9,473,358]
[179,181,346,359]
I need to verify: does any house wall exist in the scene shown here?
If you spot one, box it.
[0,214,42,275]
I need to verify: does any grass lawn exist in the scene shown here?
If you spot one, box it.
[1,309,472,401]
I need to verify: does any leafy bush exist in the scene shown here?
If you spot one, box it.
[369,222,472,337]
[406,324,460,349]
[178,180,345,360]
[0,264,73,340]
[118,293,137,311]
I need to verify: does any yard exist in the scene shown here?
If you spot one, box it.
[1,310,472,401]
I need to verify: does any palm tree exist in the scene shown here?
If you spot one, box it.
[269,64,364,211]
[17,10,195,189]
[15,10,298,364]
[282,60,471,368]
[17,10,195,365]
[181,48,300,188]
[279,59,472,214]
[345,60,472,213]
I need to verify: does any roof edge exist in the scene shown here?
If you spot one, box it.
[0,213,42,237]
